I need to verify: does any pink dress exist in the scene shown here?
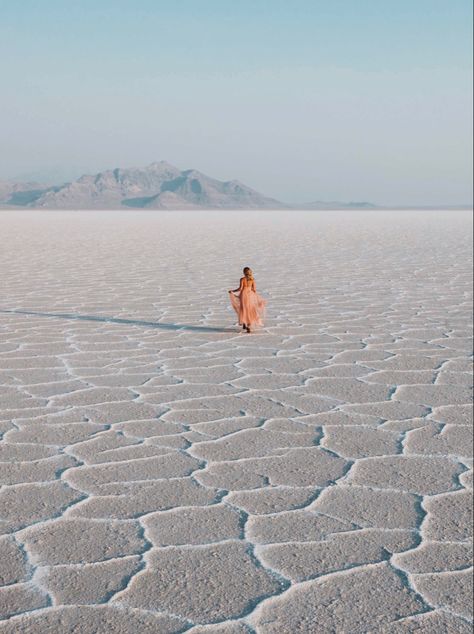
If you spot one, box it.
[229,278,266,327]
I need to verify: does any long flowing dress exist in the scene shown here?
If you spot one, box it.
[229,278,266,327]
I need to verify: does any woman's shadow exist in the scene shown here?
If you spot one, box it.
[0,309,234,333]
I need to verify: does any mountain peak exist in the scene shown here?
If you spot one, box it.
[0,163,377,210]
[0,163,285,209]
[146,160,180,171]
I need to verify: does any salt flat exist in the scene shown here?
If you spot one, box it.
[0,209,472,633]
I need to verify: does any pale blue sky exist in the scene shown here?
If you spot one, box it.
[0,0,472,205]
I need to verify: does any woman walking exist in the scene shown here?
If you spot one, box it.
[228,267,266,333]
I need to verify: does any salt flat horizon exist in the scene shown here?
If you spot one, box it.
[0,209,472,632]
[1,206,473,212]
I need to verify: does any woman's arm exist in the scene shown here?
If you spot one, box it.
[229,278,245,294]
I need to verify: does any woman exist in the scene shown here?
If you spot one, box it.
[228,267,266,333]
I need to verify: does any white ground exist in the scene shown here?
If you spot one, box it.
[0,210,472,633]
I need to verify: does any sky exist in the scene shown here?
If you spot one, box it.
[0,0,472,205]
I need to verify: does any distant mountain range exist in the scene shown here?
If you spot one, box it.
[0,162,285,209]
[0,162,380,210]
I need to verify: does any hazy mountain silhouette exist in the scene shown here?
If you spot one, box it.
[0,162,285,209]
[1,163,470,211]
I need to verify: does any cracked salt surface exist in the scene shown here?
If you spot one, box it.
[0,209,472,632]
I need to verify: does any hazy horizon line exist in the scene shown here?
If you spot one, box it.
[1,163,472,210]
